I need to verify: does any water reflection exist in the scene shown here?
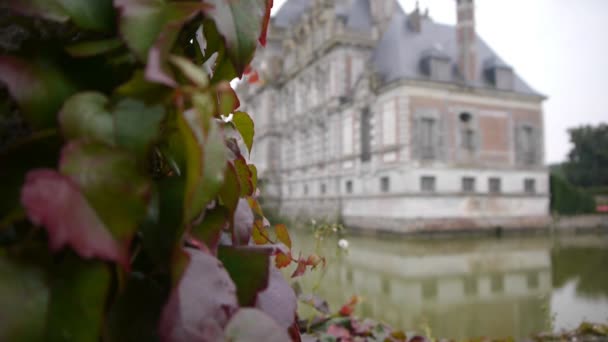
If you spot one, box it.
[293,232,608,339]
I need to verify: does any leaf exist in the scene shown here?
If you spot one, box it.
[224,309,291,342]
[159,248,238,341]
[291,259,307,278]
[216,82,240,115]
[5,0,69,22]
[249,164,258,191]
[55,0,115,32]
[59,142,152,266]
[252,219,268,245]
[0,254,49,341]
[65,38,123,57]
[256,266,297,331]
[0,56,77,129]
[0,131,62,220]
[20,169,127,266]
[205,0,269,75]
[259,0,273,46]
[233,198,254,245]
[113,98,165,158]
[179,109,228,222]
[275,224,291,249]
[218,246,270,306]
[169,55,209,88]
[339,296,361,317]
[59,92,115,145]
[191,205,229,254]
[275,251,292,269]
[219,162,240,214]
[232,111,255,155]
[46,255,111,341]
[234,156,254,196]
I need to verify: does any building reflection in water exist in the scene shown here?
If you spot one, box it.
[295,234,565,339]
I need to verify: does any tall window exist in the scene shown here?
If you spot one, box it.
[345,180,353,194]
[524,178,536,194]
[380,177,390,193]
[421,118,436,159]
[522,126,537,164]
[360,107,372,162]
[320,183,327,195]
[382,100,397,146]
[342,112,353,156]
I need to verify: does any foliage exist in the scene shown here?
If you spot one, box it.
[0,1,325,340]
[562,124,608,189]
[549,174,596,215]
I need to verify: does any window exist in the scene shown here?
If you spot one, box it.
[421,176,436,193]
[382,100,397,146]
[345,180,353,194]
[420,118,436,159]
[517,124,538,166]
[524,178,536,194]
[380,177,390,193]
[490,274,504,293]
[303,184,308,196]
[320,183,327,195]
[360,107,372,162]
[462,177,476,193]
[462,128,475,151]
[489,178,501,194]
[464,277,478,296]
[342,112,353,156]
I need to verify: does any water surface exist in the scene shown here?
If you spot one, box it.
[292,230,608,339]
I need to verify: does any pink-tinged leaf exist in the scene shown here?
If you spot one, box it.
[224,309,290,342]
[327,325,351,340]
[233,198,254,245]
[256,266,297,331]
[20,169,127,266]
[0,56,76,129]
[204,0,269,75]
[291,259,307,278]
[159,248,239,341]
[234,156,253,196]
[275,224,291,249]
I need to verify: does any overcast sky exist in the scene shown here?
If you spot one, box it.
[270,0,608,163]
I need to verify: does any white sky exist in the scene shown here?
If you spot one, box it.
[270,0,608,163]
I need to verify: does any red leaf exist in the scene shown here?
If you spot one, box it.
[20,169,127,267]
[305,254,323,269]
[247,70,260,84]
[339,296,361,317]
[159,248,239,341]
[256,266,297,331]
[327,325,351,340]
[259,0,273,46]
[275,251,291,269]
[291,259,307,278]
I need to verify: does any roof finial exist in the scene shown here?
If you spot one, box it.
[416,0,420,11]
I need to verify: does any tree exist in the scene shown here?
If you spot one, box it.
[563,124,608,189]
[0,1,323,340]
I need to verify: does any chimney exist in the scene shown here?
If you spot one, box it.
[456,0,476,82]
[408,1,421,33]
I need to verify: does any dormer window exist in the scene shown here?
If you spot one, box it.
[484,57,514,91]
[420,48,451,82]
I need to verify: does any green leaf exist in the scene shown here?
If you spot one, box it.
[65,38,123,57]
[275,224,291,250]
[232,111,255,155]
[234,157,253,196]
[205,0,268,75]
[0,56,77,129]
[0,254,49,342]
[114,99,165,158]
[249,164,258,191]
[59,92,115,145]
[219,162,240,215]
[170,55,209,88]
[114,70,171,103]
[218,246,270,306]
[55,0,114,32]
[46,255,111,341]
[191,205,229,254]
[178,109,227,222]
[224,309,291,342]
[5,0,69,22]
[59,142,151,262]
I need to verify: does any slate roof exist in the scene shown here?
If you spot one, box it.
[273,0,542,96]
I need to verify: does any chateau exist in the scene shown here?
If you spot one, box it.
[236,0,549,232]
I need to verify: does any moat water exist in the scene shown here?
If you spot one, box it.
[292,229,608,339]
